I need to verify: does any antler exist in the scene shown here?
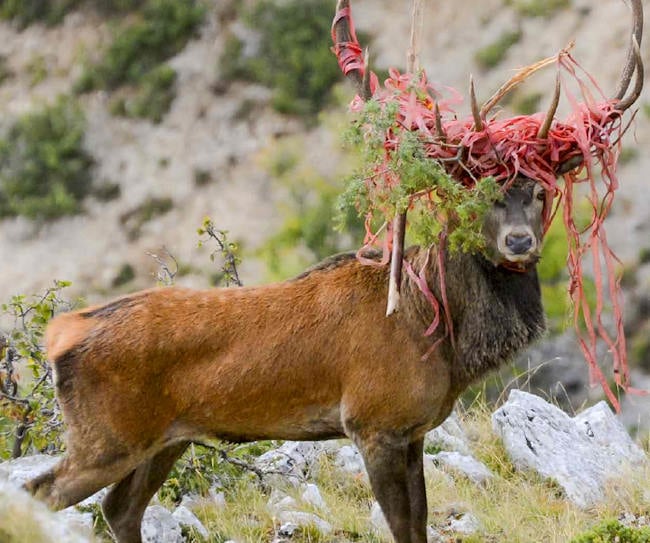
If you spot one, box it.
[614,0,644,111]
[333,0,373,101]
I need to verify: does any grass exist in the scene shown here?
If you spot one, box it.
[148,400,650,543]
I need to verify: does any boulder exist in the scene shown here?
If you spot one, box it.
[334,444,367,479]
[255,441,324,483]
[424,411,472,456]
[426,451,493,485]
[172,504,209,538]
[141,505,183,543]
[0,480,92,543]
[492,389,646,507]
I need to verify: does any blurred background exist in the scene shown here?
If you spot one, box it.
[0,0,648,426]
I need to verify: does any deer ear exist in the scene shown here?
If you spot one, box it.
[557,155,583,176]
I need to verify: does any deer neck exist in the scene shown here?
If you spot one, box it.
[400,245,546,388]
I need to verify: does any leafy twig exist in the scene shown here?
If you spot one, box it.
[197,218,243,287]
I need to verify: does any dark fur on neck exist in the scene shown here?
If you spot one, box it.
[401,246,546,390]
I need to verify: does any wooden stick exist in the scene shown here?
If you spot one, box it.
[386,0,424,317]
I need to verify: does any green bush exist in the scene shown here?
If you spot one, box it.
[219,0,344,117]
[109,64,176,123]
[570,519,650,543]
[76,0,204,92]
[475,30,522,70]
[0,0,78,27]
[0,282,71,459]
[0,0,145,27]
[0,97,94,220]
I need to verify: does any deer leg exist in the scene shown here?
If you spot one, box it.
[102,441,189,543]
[406,438,427,543]
[356,435,412,543]
[25,452,139,510]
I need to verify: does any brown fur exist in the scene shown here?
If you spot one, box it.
[27,181,546,543]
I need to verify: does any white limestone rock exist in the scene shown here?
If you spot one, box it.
[424,411,472,455]
[426,451,493,485]
[172,504,209,538]
[141,505,184,543]
[0,480,92,543]
[493,389,646,507]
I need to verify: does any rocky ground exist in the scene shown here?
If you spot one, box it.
[0,391,647,542]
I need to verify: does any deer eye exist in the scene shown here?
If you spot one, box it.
[536,190,546,201]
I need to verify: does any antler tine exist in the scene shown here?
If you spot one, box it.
[469,75,484,131]
[614,0,644,103]
[615,35,644,110]
[537,73,561,139]
[334,0,372,101]
[434,102,446,142]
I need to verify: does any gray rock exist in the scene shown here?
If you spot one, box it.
[141,505,183,543]
[426,451,493,485]
[267,490,298,514]
[334,444,367,478]
[0,454,59,486]
[370,501,390,536]
[300,483,329,513]
[0,480,92,543]
[447,512,481,534]
[424,411,472,455]
[493,389,646,507]
[255,441,323,483]
[172,504,209,538]
[276,510,332,535]
[278,521,299,536]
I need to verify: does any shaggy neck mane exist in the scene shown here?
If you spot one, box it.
[400,246,545,390]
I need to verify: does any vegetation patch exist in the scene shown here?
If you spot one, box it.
[570,519,650,543]
[119,196,173,240]
[257,135,365,280]
[475,30,522,70]
[219,0,346,118]
[76,0,203,122]
[0,97,94,221]
[0,0,78,27]
[108,64,177,123]
[0,282,72,459]
[506,0,571,18]
[0,0,145,27]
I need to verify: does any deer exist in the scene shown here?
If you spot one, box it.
[25,1,643,542]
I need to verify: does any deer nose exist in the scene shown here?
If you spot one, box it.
[505,233,533,254]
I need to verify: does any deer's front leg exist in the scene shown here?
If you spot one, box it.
[406,438,427,543]
[356,434,413,543]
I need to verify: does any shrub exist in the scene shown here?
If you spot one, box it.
[119,196,173,240]
[475,30,522,70]
[570,519,650,543]
[76,0,204,92]
[0,282,72,459]
[0,0,78,27]
[109,64,176,123]
[219,0,344,117]
[0,97,94,220]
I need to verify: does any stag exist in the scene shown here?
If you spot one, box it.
[26,1,642,542]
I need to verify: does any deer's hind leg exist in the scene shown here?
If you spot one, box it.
[25,449,142,511]
[102,441,189,543]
